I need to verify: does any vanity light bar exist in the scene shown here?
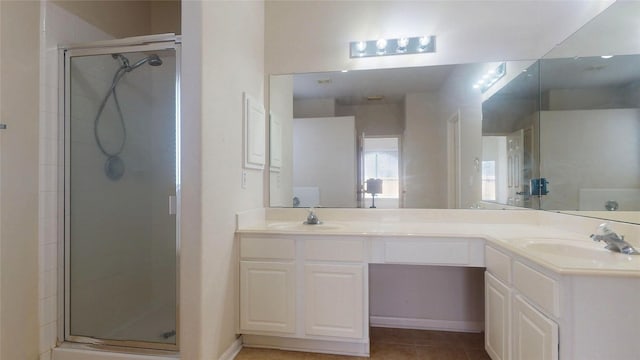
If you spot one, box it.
[350,36,436,58]
[473,62,506,93]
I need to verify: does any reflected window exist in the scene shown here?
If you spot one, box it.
[363,137,399,199]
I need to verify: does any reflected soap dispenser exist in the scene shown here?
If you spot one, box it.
[530,178,549,196]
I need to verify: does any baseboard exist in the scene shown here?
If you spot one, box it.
[219,336,243,360]
[242,334,369,357]
[370,316,484,333]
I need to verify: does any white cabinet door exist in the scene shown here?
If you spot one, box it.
[304,263,364,339]
[485,272,511,360]
[512,295,558,360]
[240,261,296,333]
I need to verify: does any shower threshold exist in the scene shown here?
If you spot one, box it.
[52,342,180,360]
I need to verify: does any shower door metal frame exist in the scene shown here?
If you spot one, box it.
[60,36,181,352]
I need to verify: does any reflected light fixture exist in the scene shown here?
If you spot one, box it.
[472,62,506,92]
[600,55,614,59]
[350,35,436,58]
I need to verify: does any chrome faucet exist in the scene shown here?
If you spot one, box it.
[590,223,638,255]
[304,207,321,225]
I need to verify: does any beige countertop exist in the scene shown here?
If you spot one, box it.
[237,220,640,277]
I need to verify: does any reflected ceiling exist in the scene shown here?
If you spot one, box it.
[293,65,455,105]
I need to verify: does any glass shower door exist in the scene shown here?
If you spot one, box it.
[65,44,178,350]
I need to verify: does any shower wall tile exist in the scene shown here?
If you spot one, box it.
[39,138,58,165]
[43,49,59,88]
[39,216,57,245]
[38,191,57,220]
[42,242,57,272]
[39,165,58,192]
[39,321,56,354]
[43,82,59,121]
[39,111,59,143]
[43,269,57,299]
[40,295,57,326]
[39,351,52,360]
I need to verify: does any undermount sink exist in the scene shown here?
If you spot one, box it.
[518,238,617,259]
[266,222,345,231]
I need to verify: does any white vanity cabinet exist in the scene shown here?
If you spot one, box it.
[485,272,511,360]
[304,238,366,339]
[512,294,558,360]
[239,234,369,356]
[239,236,296,334]
[304,263,364,338]
[485,245,558,360]
[485,246,513,360]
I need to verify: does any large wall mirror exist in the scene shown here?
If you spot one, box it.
[268,1,639,225]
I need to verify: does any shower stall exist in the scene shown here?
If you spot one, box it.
[62,38,180,351]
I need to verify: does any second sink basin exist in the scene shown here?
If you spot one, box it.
[518,238,616,259]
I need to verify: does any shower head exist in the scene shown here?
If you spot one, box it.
[112,53,163,71]
[130,54,163,70]
[147,54,163,66]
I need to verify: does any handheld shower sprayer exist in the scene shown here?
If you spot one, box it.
[95,53,164,180]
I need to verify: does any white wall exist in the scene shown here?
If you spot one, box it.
[1,1,40,359]
[403,92,447,208]
[438,64,486,209]
[181,1,265,359]
[293,98,335,118]
[540,109,640,211]
[336,102,404,137]
[293,116,357,208]
[265,1,612,75]
[369,265,485,330]
[543,87,629,110]
[544,1,638,59]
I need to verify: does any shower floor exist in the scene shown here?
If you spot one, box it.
[107,302,176,344]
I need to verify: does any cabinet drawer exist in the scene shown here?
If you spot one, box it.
[240,236,295,260]
[513,261,559,317]
[384,238,482,265]
[305,238,364,262]
[486,246,511,284]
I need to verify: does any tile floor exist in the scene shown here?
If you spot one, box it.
[235,328,491,359]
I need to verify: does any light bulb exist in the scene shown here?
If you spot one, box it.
[397,37,409,49]
[376,39,387,55]
[356,41,367,52]
[419,36,431,47]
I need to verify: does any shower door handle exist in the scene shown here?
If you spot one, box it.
[168,195,177,215]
